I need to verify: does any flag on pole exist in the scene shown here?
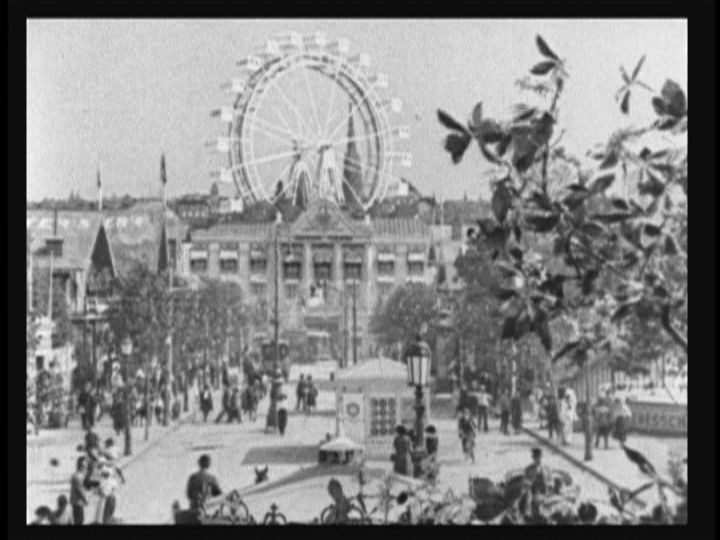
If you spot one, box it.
[97,168,101,188]
[97,168,103,212]
[161,153,167,185]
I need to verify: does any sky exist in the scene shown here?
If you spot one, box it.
[26,19,687,203]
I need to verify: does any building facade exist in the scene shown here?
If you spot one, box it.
[181,199,435,364]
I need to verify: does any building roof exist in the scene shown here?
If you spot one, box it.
[335,357,407,381]
[102,201,186,275]
[26,210,105,271]
[371,217,429,238]
[193,221,275,241]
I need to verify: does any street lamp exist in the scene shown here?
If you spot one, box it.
[404,337,432,451]
[120,336,133,456]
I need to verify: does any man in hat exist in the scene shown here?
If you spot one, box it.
[524,447,551,496]
[392,425,413,475]
[186,454,222,513]
[474,383,491,433]
[458,408,477,463]
[69,456,89,525]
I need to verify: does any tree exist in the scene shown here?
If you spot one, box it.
[438,35,687,460]
[108,262,170,367]
[370,283,440,356]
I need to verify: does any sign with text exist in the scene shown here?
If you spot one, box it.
[628,400,687,436]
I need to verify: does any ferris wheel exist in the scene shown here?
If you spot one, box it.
[211,32,411,213]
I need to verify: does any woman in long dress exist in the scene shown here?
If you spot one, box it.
[559,395,574,445]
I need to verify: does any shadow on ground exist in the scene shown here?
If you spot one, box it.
[242,445,319,465]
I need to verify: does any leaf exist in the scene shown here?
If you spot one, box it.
[643,223,662,237]
[599,152,619,170]
[591,212,633,224]
[530,61,557,76]
[611,303,636,323]
[536,35,560,61]
[525,213,560,232]
[496,288,518,301]
[496,134,513,157]
[444,133,472,164]
[610,198,631,212]
[508,246,524,263]
[437,109,469,133]
[491,182,513,223]
[501,317,517,340]
[581,221,607,238]
[495,260,522,277]
[663,235,679,256]
[620,91,630,115]
[513,223,522,242]
[631,55,646,81]
[620,66,630,84]
[552,341,580,363]
[651,97,668,116]
[471,102,484,128]
[536,319,552,353]
[529,191,553,211]
[512,105,537,122]
[590,173,616,194]
[660,79,687,117]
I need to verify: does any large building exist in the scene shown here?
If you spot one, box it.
[180,198,436,364]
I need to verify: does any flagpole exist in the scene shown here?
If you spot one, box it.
[97,167,103,212]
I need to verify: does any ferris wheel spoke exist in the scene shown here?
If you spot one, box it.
[321,68,341,138]
[330,127,393,149]
[251,115,300,142]
[250,119,298,148]
[267,75,314,142]
[235,149,299,170]
[301,63,323,137]
[273,108,300,142]
[324,80,382,144]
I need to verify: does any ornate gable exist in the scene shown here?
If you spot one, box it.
[289,199,369,239]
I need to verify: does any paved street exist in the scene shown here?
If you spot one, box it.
[27,363,687,523]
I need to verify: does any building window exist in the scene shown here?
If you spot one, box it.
[408,261,424,276]
[190,259,208,273]
[377,261,395,276]
[283,261,301,281]
[314,262,331,281]
[344,263,362,281]
[220,259,238,274]
[250,258,267,275]
[285,283,298,299]
[251,283,266,298]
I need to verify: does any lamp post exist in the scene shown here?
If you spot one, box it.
[120,336,133,456]
[266,213,282,432]
[404,336,432,452]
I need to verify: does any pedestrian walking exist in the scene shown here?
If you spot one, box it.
[544,393,560,441]
[200,384,213,423]
[474,384,490,433]
[593,396,613,449]
[511,392,523,434]
[77,383,96,430]
[498,389,511,435]
[612,397,632,444]
[458,408,477,463]
[296,374,306,411]
[215,384,232,423]
[186,454,222,514]
[70,456,89,525]
[229,387,243,423]
[277,399,288,436]
[559,394,573,446]
[392,425,413,475]
[306,376,317,412]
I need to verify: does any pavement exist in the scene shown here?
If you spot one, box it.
[25,388,219,523]
[27,364,688,524]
